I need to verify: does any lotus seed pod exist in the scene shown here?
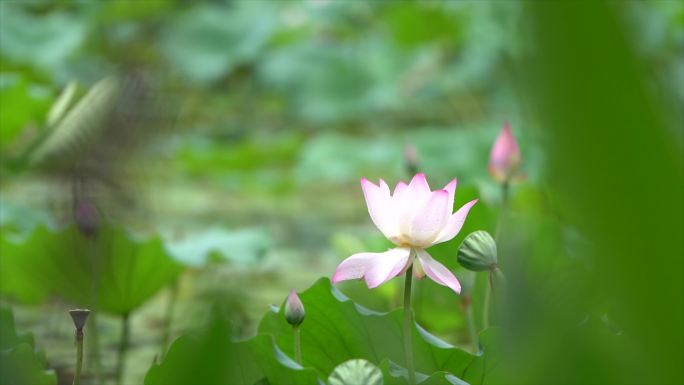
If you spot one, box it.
[457,231,498,272]
[69,309,91,331]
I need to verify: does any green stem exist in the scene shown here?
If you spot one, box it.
[482,276,491,330]
[494,180,510,242]
[116,313,131,385]
[73,331,84,385]
[160,280,179,359]
[484,181,510,330]
[465,299,478,354]
[293,326,302,364]
[86,238,102,384]
[403,263,416,385]
[88,312,102,384]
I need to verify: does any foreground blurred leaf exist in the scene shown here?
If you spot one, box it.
[0,307,56,385]
[145,315,319,385]
[259,278,487,383]
[0,224,183,315]
[505,1,684,383]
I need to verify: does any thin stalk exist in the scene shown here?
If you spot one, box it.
[494,180,510,241]
[293,326,302,364]
[484,181,510,330]
[403,263,416,385]
[482,276,491,330]
[160,279,179,358]
[73,331,84,385]
[87,311,102,384]
[86,237,102,384]
[115,313,131,385]
[465,298,478,354]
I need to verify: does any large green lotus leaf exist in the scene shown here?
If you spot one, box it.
[258,278,485,382]
[145,316,319,385]
[0,307,57,385]
[379,359,469,385]
[0,224,183,315]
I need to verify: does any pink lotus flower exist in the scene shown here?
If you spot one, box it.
[332,174,478,294]
[488,122,521,183]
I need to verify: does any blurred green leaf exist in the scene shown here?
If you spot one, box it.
[45,81,79,127]
[383,3,465,48]
[379,359,470,385]
[0,307,57,385]
[161,3,277,84]
[0,224,183,315]
[145,315,319,385]
[0,75,52,154]
[29,77,120,167]
[163,227,272,267]
[0,4,85,73]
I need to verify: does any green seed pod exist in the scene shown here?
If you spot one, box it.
[457,231,498,271]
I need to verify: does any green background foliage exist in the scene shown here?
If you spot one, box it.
[0,0,682,384]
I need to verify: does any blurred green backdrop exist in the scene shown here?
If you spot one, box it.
[0,1,682,384]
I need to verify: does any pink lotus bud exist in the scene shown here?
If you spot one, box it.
[403,144,419,175]
[488,122,521,184]
[284,289,305,327]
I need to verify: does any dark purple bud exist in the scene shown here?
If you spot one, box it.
[404,144,420,175]
[74,198,99,237]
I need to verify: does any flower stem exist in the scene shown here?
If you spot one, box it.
[465,298,478,354]
[88,310,102,384]
[73,330,84,385]
[403,263,416,385]
[116,313,130,385]
[293,325,302,364]
[484,180,510,330]
[482,276,491,330]
[86,238,102,384]
[160,279,179,359]
[494,180,510,242]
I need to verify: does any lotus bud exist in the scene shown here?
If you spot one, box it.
[488,122,521,184]
[457,231,498,272]
[284,289,305,327]
[403,143,420,175]
[73,197,99,237]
